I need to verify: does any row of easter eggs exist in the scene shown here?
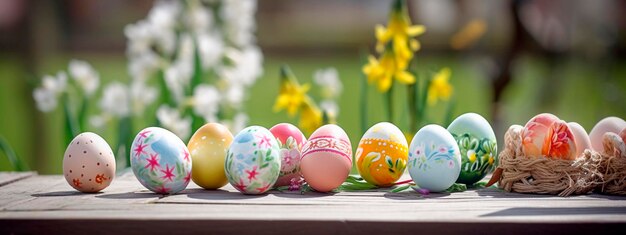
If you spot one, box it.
[61,112,497,194]
[62,113,624,194]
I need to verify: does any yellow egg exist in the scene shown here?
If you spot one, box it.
[188,123,233,189]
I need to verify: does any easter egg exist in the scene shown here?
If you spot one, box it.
[270,123,306,187]
[130,127,192,194]
[521,113,577,160]
[300,124,352,192]
[63,132,116,193]
[589,117,626,152]
[620,128,626,144]
[225,126,281,194]
[447,113,497,185]
[355,122,408,186]
[567,122,592,157]
[408,124,461,192]
[188,123,233,190]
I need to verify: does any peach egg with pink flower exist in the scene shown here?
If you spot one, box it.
[521,113,578,160]
[270,123,306,187]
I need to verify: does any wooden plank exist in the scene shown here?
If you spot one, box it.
[0,171,625,235]
[0,219,623,235]
[0,172,35,187]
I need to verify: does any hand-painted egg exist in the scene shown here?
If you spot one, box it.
[225,126,281,194]
[589,117,626,152]
[270,123,306,187]
[130,127,192,194]
[300,124,352,192]
[620,128,626,144]
[408,124,461,192]
[355,122,408,186]
[63,132,116,193]
[188,123,233,190]
[567,122,592,157]
[521,113,577,160]
[447,113,497,185]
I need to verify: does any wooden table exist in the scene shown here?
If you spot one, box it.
[1,171,625,234]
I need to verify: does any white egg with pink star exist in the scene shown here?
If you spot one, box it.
[130,127,192,194]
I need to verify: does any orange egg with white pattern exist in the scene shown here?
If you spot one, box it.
[356,122,408,186]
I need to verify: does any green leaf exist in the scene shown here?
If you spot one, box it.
[443,99,455,127]
[190,38,204,89]
[390,184,411,193]
[115,116,133,169]
[62,94,80,147]
[359,51,369,135]
[157,70,175,107]
[0,135,28,171]
[384,81,394,122]
[445,183,467,193]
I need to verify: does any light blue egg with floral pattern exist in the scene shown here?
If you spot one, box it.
[130,127,192,195]
[408,124,461,192]
[225,126,281,194]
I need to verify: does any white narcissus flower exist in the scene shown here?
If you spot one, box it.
[148,0,180,30]
[69,60,100,97]
[197,31,224,69]
[89,115,107,128]
[42,72,68,94]
[220,0,257,47]
[100,82,130,118]
[33,71,68,112]
[157,105,192,140]
[130,80,158,116]
[320,100,339,117]
[186,5,213,33]
[128,51,160,81]
[33,87,57,112]
[221,46,263,86]
[313,67,342,99]
[192,84,220,122]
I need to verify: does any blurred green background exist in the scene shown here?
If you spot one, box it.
[1,0,625,174]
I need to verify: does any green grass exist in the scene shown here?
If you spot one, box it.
[1,53,625,174]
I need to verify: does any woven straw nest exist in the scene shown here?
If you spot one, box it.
[489,125,626,197]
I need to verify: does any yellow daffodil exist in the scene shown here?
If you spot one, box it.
[427,67,453,106]
[274,66,311,117]
[362,51,415,92]
[375,0,426,62]
[299,100,322,134]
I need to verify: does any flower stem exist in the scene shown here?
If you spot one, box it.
[62,94,80,147]
[0,135,28,171]
[359,52,369,135]
[385,82,394,122]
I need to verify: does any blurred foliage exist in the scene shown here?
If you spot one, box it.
[1,53,625,173]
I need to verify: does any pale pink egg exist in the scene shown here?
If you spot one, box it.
[620,128,626,144]
[567,122,591,157]
[589,117,626,151]
[522,113,576,160]
[270,123,307,187]
[300,124,352,192]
